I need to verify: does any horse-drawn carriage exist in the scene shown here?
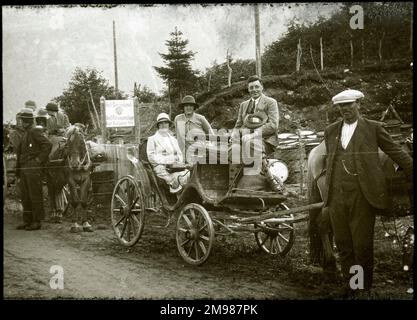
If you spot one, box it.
[110,125,413,267]
[109,138,305,265]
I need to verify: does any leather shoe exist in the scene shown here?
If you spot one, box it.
[25,222,41,231]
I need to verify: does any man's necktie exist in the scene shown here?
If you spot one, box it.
[247,99,255,114]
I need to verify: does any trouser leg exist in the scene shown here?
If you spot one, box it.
[22,163,45,222]
[328,191,355,285]
[349,191,376,290]
[19,171,33,225]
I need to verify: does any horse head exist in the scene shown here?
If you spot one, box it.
[65,126,91,171]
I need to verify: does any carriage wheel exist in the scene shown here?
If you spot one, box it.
[176,203,215,266]
[254,203,295,256]
[111,176,145,247]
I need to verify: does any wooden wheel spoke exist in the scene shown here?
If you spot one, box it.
[194,241,200,261]
[129,216,137,235]
[199,234,210,242]
[115,215,126,227]
[190,209,196,223]
[281,223,294,230]
[275,237,283,253]
[182,214,193,228]
[178,227,188,233]
[186,240,194,257]
[277,232,289,243]
[120,216,128,238]
[198,222,208,232]
[180,238,191,248]
[126,217,131,242]
[198,240,207,255]
[259,234,268,247]
[115,193,127,207]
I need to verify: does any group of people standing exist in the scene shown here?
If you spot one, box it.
[7,73,413,298]
[9,100,70,231]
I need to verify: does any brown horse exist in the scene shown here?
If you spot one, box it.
[65,125,93,232]
[307,140,413,271]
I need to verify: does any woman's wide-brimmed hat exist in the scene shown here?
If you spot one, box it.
[243,112,268,129]
[156,112,172,125]
[178,95,198,109]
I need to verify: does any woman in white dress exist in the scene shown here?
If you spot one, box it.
[147,113,190,193]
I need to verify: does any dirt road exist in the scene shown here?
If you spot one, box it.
[3,196,413,300]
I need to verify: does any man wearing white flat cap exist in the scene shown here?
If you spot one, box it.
[322,89,413,296]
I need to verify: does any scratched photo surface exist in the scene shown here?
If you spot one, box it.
[3,3,413,301]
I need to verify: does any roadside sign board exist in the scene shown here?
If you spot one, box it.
[105,100,134,127]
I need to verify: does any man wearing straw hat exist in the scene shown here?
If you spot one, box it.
[323,89,413,297]
[15,108,52,230]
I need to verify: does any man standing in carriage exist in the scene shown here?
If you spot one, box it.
[15,108,52,230]
[231,75,281,191]
[323,89,413,297]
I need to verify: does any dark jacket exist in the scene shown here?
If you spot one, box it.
[16,125,52,172]
[323,117,413,209]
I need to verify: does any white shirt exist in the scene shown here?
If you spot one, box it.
[251,97,261,108]
[340,120,358,149]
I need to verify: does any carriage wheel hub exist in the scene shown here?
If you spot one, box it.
[186,228,199,240]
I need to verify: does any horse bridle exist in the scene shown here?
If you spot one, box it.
[65,129,91,171]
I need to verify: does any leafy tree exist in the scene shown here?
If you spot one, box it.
[262,2,413,75]
[53,67,126,126]
[133,82,158,103]
[154,27,199,106]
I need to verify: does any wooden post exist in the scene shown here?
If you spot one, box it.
[410,5,413,53]
[378,31,385,63]
[168,80,172,118]
[254,4,262,78]
[226,49,232,88]
[88,87,100,129]
[320,37,324,70]
[100,96,107,143]
[296,38,302,72]
[133,97,141,144]
[87,101,97,130]
[207,72,211,92]
[113,20,119,98]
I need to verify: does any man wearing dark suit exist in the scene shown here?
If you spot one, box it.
[323,89,413,295]
[15,108,52,230]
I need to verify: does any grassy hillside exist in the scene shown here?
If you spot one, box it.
[195,59,413,133]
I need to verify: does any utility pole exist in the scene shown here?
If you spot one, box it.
[254,4,262,78]
[113,20,119,98]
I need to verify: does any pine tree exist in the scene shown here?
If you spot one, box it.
[154,27,198,105]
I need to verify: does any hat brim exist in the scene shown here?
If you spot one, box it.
[243,113,268,129]
[333,99,357,105]
[179,103,198,108]
[157,119,172,125]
